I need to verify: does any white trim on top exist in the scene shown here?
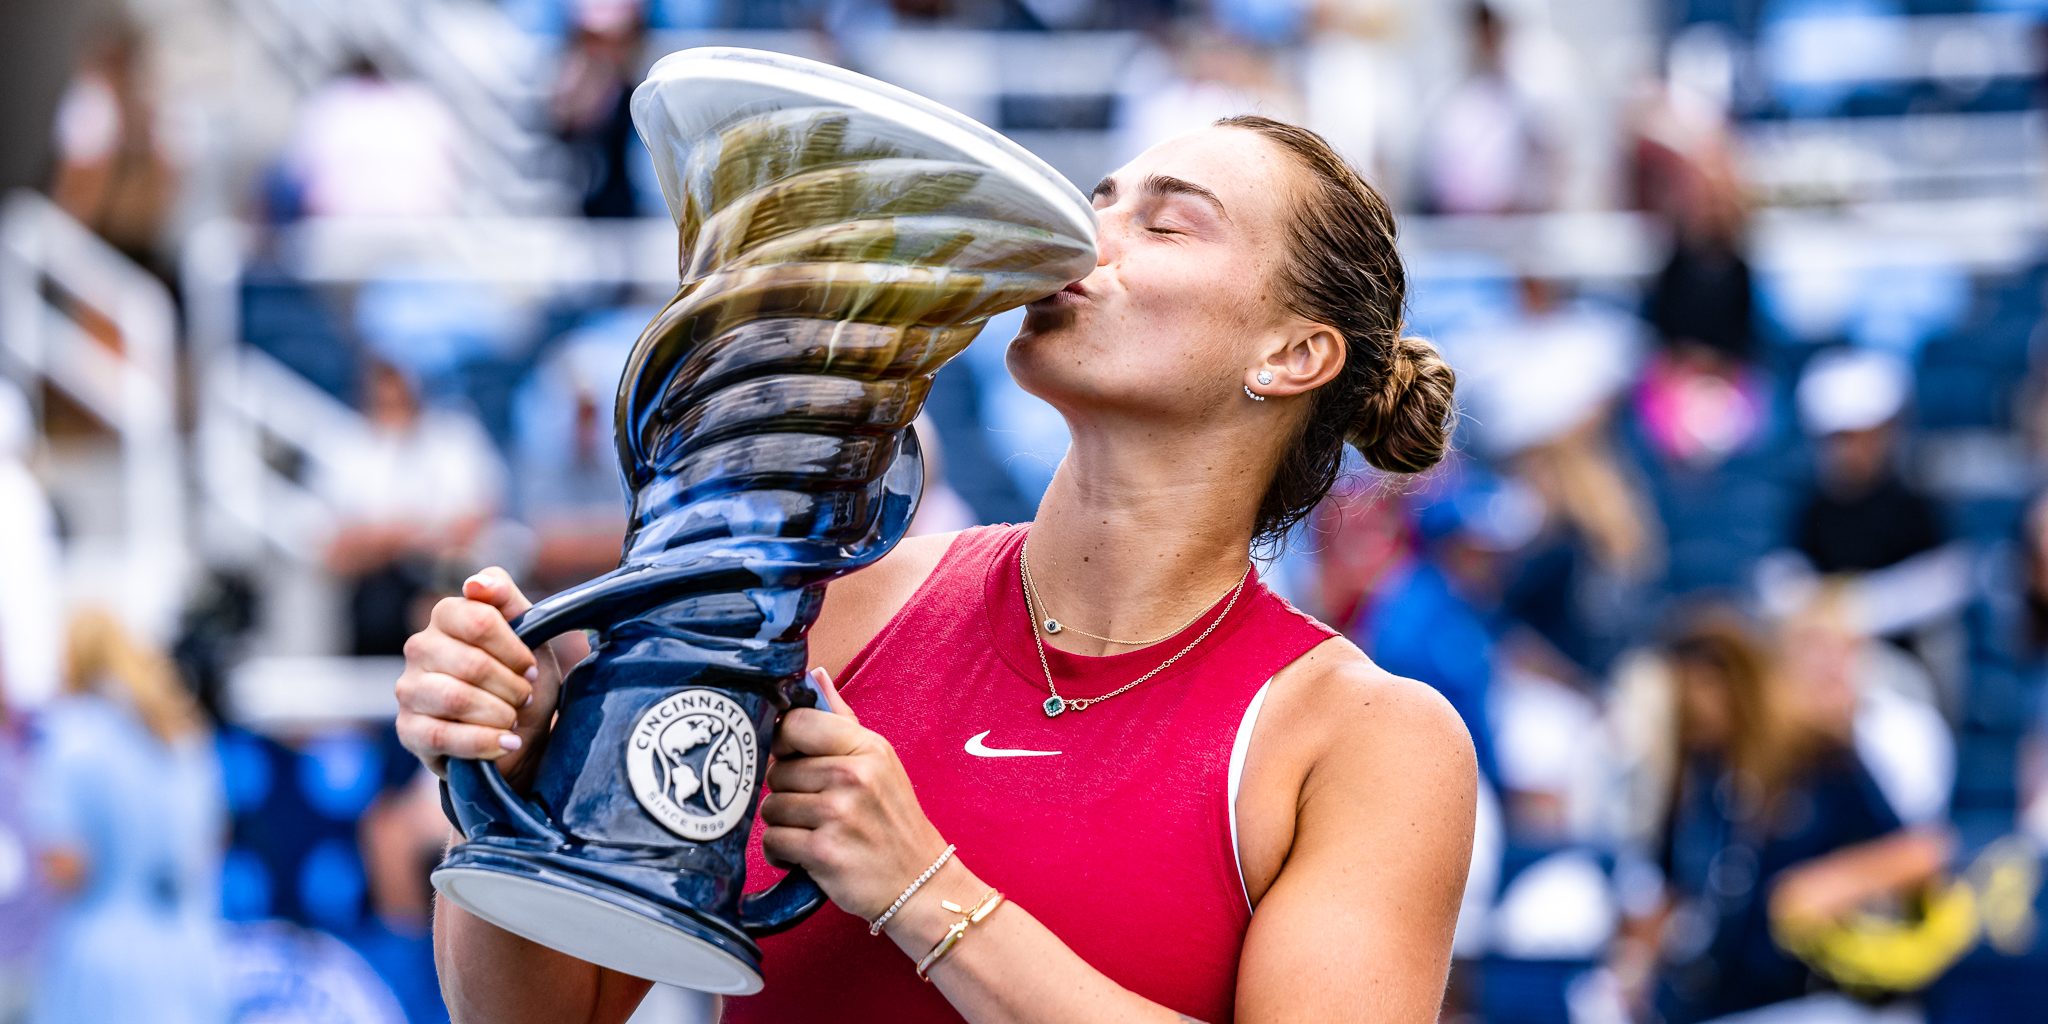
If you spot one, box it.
[1226,677,1275,914]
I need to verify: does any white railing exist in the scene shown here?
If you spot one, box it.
[0,190,190,639]
[180,219,382,560]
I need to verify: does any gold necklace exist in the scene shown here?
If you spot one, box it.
[1019,543,1251,718]
[1022,557,1216,646]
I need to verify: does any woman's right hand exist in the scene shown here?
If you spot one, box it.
[395,567,566,785]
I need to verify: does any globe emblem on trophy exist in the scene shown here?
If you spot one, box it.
[626,689,761,841]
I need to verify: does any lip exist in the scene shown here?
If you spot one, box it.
[1030,280,1090,309]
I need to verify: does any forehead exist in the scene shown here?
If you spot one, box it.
[1111,127,1297,229]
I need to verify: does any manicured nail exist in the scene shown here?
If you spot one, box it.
[522,692,534,708]
[498,733,523,752]
[465,573,491,590]
[810,667,830,684]
[524,666,539,683]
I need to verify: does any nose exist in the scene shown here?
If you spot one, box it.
[1092,210,1125,267]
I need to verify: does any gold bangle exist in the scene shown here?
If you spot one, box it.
[915,888,1004,981]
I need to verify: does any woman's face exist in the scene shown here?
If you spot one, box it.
[1005,126,1305,424]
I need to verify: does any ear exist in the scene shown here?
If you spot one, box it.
[1248,322,1346,399]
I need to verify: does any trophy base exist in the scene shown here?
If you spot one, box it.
[432,845,767,995]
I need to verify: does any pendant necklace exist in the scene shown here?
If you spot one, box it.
[1019,543,1250,718]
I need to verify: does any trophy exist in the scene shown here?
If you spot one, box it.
[429,48,1096,994]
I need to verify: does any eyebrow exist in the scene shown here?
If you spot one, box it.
[1090,174,1232,223]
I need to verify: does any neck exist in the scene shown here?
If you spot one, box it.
[1023,420,1272,657]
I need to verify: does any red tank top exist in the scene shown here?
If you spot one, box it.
[725,523,1339,1023]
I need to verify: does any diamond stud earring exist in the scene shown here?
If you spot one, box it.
[1256,370,1274,386]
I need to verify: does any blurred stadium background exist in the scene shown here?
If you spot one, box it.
[3,0,2048,1021]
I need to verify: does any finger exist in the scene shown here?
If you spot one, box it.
[462,566,534,619]
[395,670,519,730]
[761,825,811,873]
[772,707,867,759]
[397,711,522,766]
[407,628,533,711]
[810,667,857,721]
[443,584,541,684]
[758,791,836,830]
[765,754,866,795]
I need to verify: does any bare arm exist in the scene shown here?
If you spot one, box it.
[1769,825,1956,924]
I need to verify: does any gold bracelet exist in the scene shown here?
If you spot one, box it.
[914,888,1004,982]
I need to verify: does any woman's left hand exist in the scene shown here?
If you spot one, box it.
[759,668,950,923]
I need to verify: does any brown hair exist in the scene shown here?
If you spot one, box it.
[1662,607,1833,804]
[1217,115,1457,544]
[63,608,205,744]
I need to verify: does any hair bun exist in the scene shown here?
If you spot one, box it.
[1351,335,1455,475]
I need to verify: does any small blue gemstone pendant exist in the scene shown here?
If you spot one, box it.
[1042,617,1062,634]
[1042,695,1066,718]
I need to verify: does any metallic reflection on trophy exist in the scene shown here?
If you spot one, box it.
[429,48,1096,994]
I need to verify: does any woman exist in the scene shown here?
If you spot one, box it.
[1612,609,1950,1024]
[396,116,1477,1022]
[28,609,226,1024]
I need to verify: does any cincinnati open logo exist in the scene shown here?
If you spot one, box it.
[626,689,759,841]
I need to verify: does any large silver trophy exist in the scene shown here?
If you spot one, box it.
[429,48,1096,993]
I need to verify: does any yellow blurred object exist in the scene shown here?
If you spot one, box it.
[1771,879,1979,992]
[1771,838,2043,993]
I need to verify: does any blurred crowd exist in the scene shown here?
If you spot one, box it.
[4,0,2048,1022]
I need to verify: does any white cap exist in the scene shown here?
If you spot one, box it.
[1797,347,1910,436]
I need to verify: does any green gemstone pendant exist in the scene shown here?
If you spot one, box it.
[1042,695,1066,718]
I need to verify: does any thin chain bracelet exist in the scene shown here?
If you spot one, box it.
[869,843,956,936]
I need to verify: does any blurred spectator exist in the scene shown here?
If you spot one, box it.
[1450,275,1661,680]
[1415,2,1561,216]
[319,359,507,656]
[1779,590,1953,831]
[1113,28,1302,165]
[1634,95,1766,468]
[0,382,60,713]
[550,3,646,219]
[47,18,178,281]
[27,610,225,1024]
[1354,463,1513,791]
[1774,348,1970,707]
[0,673,53,1024]
[1790,349,1942,577]
[1614,608,1950,1024]
[280,56,461,219]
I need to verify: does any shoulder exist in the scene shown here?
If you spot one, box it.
[1264,638,1478,812]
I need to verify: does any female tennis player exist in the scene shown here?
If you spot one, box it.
[396,115,1476,1023]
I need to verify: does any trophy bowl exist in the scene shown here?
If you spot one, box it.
[428,47,1096,994]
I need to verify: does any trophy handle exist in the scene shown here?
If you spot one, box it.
[444,756,566,846]
[737,666,835,936]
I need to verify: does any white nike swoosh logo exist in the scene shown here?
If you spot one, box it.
[964,730,1062,758]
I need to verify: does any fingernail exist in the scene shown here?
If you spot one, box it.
[521,692,533,708]
[810,667,830,684]
[465,573,491,590]
[525,666,539,683]
[498,733,523,752]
